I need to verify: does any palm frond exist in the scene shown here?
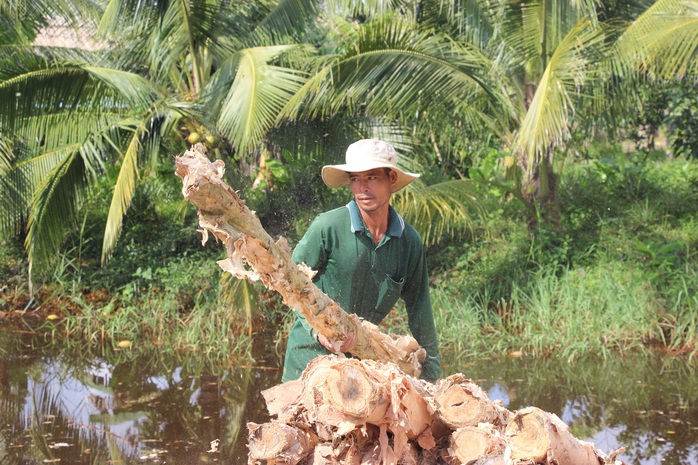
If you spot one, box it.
[393,179,481,246]
[0,54,159,144]
[0,137,10,168]
[101,131,141,264]
[252,0,321,42]
[215,45,309,156]
[0,45,94,81]
[219,274,260,335]
[1,68,100,131]
[1,0,102,45]
[613,0,698,78]
[416,0,495,49]
[1,146,82,242]
[24,145,86,279]
[83,66,161,106]
[499,0,599,77]
[14,112,128,154]
[281,15,496,123]
[100,102,190,262]
[325,0,402,18]
[143,0,234,90]
[98,0,168,37]
[513,17,605,166]
[0,138,26,238]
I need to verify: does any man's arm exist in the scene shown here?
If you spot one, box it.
[402,244,442,382]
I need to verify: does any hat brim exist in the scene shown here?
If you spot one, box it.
[322,163,419,193]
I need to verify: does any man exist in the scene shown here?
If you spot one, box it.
[282,139,441,382]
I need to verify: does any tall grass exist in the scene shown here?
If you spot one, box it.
[429,151,698,361]
[432,262,697,361]
[42,288,256,362]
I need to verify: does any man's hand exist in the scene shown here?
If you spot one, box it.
[318,332,355,353]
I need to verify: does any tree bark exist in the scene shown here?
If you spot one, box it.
[175,143,425,377]
[519,146,561,231]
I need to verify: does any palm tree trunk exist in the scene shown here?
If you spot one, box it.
[521,147,561,231]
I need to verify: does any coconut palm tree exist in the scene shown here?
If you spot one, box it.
[0,0,315,287]
[415,0,697,231]
[7,0,691,289]
[1,0,501,288]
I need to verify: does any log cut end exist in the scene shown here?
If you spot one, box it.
[443,424,506,465]
[434,374,501,429]
[302,357,390,428]
[247,421,317,465]
[505,406,601,465]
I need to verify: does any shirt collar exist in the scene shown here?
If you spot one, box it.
[346,200,405,237]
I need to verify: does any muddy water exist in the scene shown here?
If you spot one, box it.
[0,329,696,465]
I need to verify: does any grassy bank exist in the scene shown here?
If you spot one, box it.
[421,149,698,360]
[1,149,697,363]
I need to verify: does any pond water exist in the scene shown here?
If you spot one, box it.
[0,328,696,465]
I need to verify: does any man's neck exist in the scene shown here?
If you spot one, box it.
[360,205,390,245]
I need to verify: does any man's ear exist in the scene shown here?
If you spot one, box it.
[389,169,398,185]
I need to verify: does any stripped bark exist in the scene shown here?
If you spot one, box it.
[175,143,425,377]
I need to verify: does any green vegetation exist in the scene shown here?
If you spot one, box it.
[2,148,696,364]
[1,1,697,365]
[387,150,698,361]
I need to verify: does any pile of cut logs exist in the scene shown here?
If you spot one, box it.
[174,144,625,465]
[247,355,624,465]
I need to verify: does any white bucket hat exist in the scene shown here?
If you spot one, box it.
[321,139,419,193]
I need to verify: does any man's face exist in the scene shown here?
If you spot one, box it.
[348,168,397,213]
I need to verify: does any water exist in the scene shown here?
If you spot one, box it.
[1,329,696,465]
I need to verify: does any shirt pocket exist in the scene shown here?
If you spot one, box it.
[371,274,405,323]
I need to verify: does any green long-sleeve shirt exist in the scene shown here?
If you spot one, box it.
[282,200,441,382]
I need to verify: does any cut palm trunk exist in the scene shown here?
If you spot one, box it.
[300,357,391,434]
[441,424,507,465]
[174,143,425,377]
[251,357,626,465]
[247,421,317,465]
[433,374,510,429]
[504,406,601,465]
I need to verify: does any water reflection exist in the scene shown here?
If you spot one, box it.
[444,354,698,465]
[0,331,279,465]
[1,329,696,465]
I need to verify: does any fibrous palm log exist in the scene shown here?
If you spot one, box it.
[433,374,510,429]
[247,421,318,465]
[441,424,507,465]
[504,406,601,465]
[257,356,435,464]
[174,143,424,377]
